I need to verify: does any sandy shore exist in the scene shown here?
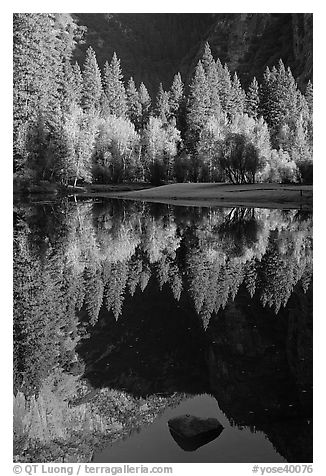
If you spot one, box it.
[98,183,313,209]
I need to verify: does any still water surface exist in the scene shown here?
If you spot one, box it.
[14,199,312,462]
[95,394,286,463]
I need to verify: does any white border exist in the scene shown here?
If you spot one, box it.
[2,2,324,474]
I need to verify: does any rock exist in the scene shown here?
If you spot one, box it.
[168,414,223,451]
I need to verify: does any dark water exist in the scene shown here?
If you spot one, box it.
[13,199,312,462]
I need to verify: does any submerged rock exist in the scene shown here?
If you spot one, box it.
[168,414,223,451]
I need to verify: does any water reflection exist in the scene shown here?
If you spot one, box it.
[13,199,312,462]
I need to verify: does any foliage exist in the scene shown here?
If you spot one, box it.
[81,46,102,112]
[142,117,181,184]
[60,107,99,186]
[245,77,260,119]
[228,72,246,119]
[217,133,263,184]
[155,83,171,123]
[138,82,152,128]
[126,77,142,129]
[186,61,210,148]
[13,14,312,185]
[102,52,127,118]
[13,13,82,178]
[258,149,301,183]
[93,115,140,183]
[169,73,184,119]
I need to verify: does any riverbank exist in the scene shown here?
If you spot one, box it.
[104,183,313,210]
[14,182,313,210]
[13,181,153,196]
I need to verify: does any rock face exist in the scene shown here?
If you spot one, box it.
[168,414,224,451]
[72,13,312,94]
[194,13,313,89]
[72,13,214,96]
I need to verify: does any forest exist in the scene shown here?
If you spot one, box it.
[13,13,313,189]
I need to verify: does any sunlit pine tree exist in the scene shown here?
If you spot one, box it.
[228,72,246,119]
[81,46,102,112]
[216,61,232,114]
[155,83,171,123]
[201,42,221,118]
[186,60,210,147]
[102,52,127,118]
[139,82,152,127]
[169,72,184,118]
[245,77,260,119]
[72,62,83,106]
[305,80,313,115]
[126,77,142,129]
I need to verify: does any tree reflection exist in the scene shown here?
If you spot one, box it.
[13,199,312,461]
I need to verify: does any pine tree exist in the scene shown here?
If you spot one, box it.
[155,83,170,122]
[305,80,313,115]
[265,61,298,132]
[201,42,214,74]
[259,66,276,124]
[245,77,260,119]
[102,52,127,118]
[303,83,313,150]
[169,73,184,115]
[228,72,246,118]
[13,13,77,177]
[169,72,185,133]
[62,61,79,112]
[81,46,102,112]
[72,62,83,106]
[217,63,232,114]
[139,82,151,127]
[186,60,210,145]
[201,43,221,118]
[126,77,142,128]
[84,267,104,325]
